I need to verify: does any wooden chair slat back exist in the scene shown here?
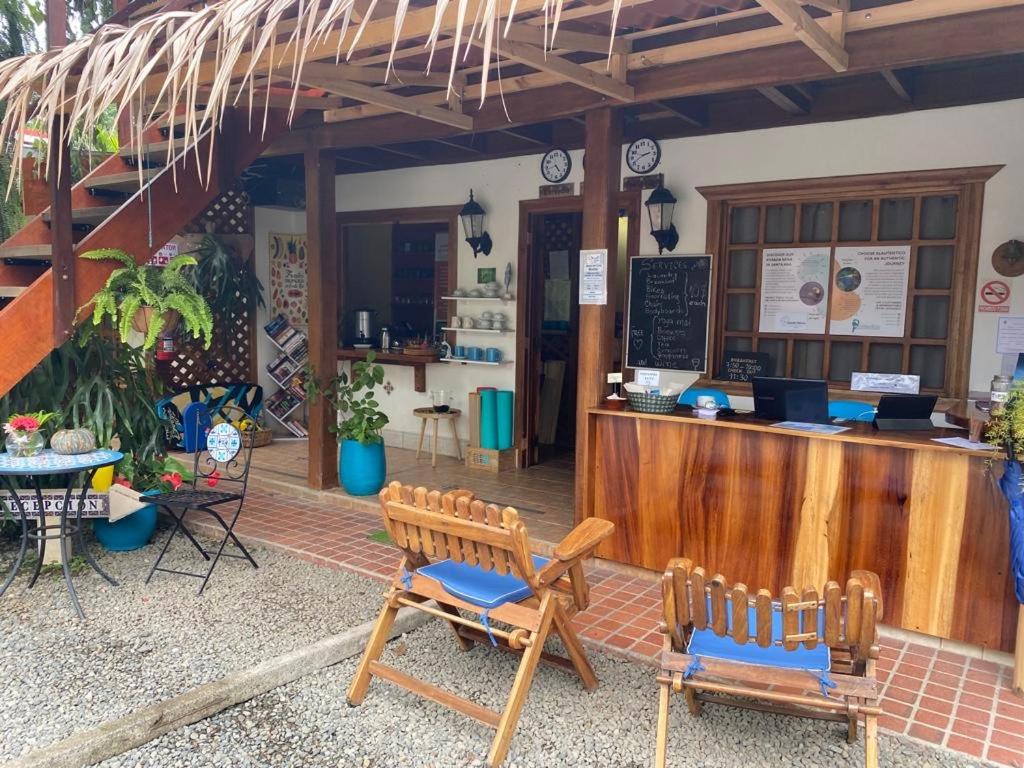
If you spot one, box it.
[709,575,728,637]
[730,584,748,644]
[823,581,842,647]
[660,560,883,656]
[377,482,538,580]
[754,590,773,648]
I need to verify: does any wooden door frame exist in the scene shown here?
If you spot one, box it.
[337,204,462,337]
[514,190,641,467]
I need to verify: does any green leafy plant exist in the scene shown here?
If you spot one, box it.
[985,383,1024,462]
[114,452,192,492]
[78,248,214,350]
[182,234,265,318]
[305,352,389,445]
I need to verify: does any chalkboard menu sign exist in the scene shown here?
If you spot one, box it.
[625,255,712,372]
[720,350,770,382]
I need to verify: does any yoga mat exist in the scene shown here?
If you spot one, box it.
[480,390,499,450]
[497,390,514,449]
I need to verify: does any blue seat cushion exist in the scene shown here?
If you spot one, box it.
[418,556,549,610]
[686,602,831,673]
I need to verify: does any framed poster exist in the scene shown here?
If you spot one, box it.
[829,246,910,336]
[758,247,830,334]
[269,232,308,326]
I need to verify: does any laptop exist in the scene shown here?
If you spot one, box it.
[752,377,830,425]
[873,394,937,431]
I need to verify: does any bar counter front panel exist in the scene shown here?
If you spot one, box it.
[586,408,1016,652]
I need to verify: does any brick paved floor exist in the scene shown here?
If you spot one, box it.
[184,480,1023,767]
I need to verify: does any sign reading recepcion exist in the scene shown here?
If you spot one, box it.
[829,245,911,336]
[579,249,608,305]
[758,247,831,334]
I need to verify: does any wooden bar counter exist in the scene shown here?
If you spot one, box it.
[584,407,1017,652]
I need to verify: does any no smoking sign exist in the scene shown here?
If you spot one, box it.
[979,279,1011,313]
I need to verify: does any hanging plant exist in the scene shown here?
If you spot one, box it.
[78,248,214,350]
[182,234,265,319]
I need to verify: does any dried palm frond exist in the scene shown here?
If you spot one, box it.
[0,0,618,197]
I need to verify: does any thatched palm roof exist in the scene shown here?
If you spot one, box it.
[0,0,618,187]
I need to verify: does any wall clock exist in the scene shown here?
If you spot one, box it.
[541,148,572,183]
[626,137,661,175]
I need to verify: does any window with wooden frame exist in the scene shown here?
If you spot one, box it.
[698,167,1001,399]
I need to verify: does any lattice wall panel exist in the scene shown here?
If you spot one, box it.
[183,184,253,235]
[161,188,256,390]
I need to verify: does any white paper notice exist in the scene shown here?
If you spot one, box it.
[758,247,830,334]
[579,249,608,305]
[996,316,1024,354]
[829,246,911,336]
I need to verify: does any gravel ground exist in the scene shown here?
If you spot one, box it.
[0,523,386,760]
[98,622,993,768]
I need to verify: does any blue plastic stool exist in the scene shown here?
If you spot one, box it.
[828,400,876,422]
[678,387,731,408]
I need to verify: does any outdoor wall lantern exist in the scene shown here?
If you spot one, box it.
[460,190,493,257]
[645,183,679,254]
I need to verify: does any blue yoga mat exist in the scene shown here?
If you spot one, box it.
[480,390,499,450]
[497,391,514,449]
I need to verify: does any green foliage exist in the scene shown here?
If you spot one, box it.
[985,384,1024,461]
[79,248,214,350]
[0,326,168,492]
[182,234,266,323]
[116,452,191,492]
[305,352,389,445]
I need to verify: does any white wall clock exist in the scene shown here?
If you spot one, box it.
[541,148,572,183]
[626,137,662,174]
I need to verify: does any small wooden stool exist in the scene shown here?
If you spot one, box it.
[413,407,462,467]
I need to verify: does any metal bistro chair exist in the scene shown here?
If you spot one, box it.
[146,405,259,594]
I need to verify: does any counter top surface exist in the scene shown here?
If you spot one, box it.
[588,406,996,457]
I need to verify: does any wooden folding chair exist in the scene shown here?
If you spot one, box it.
[348,482,615,767]
[655,559,884,768]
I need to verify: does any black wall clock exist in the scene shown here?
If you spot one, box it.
[626,137,661,174]
[541,148,572,183]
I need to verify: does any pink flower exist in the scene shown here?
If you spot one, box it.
[113,477,132,489]
[5,416,40,433]
[206,470,221,488]
[160,472,183,490]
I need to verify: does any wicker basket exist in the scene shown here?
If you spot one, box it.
[242,426,273,448]
[626,390,679,414]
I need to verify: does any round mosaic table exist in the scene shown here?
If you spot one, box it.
[0,449,123,618]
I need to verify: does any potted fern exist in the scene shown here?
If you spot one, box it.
[306,352,389,495]
[79,248,214,352]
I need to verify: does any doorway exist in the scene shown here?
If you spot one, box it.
[515,192,641,469]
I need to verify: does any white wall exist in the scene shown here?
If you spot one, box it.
[254,206,307,435]
[253,99,1024,449]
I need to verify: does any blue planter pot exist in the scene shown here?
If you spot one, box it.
[93,491,159,551]
[339,439,387,496]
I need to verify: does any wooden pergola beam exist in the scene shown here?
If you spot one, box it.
[880,67,914,103]
[505,22,631,54]
[756,0,849,72]
[297,63,473,129]
[480,39,634,102]
[757,85,809,114]
[654,97,707,127]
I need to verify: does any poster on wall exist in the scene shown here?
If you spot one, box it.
[269,232,308,327]
[828,245,910,336]
[758,247,831,334]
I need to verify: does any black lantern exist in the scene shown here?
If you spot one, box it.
[459,190,492,257]
[645,183,679,254]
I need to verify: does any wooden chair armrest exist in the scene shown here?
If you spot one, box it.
[551,518,614,562]
[851,569,884,619]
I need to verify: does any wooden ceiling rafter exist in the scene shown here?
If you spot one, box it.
[755,0,848,71]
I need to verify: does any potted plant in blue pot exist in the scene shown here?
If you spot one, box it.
[94,454,192,551]
[307,352,389,496]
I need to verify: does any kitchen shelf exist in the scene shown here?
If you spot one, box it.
[439,358,512,366]
[441,295,514,302]
[441,326,513,334]
[337,347,438,392]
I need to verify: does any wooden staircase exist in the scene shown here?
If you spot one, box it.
[0,108,292,397]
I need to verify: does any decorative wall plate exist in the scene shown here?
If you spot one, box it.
[992,239,1024,277]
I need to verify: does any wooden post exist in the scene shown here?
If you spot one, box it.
[49,118,74,347]
[574,107,622,523]
[1015,604,1023,696]
[305,147,339,490]
[45,0,66,49]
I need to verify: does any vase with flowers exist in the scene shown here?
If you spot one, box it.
[4,411,54,457]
